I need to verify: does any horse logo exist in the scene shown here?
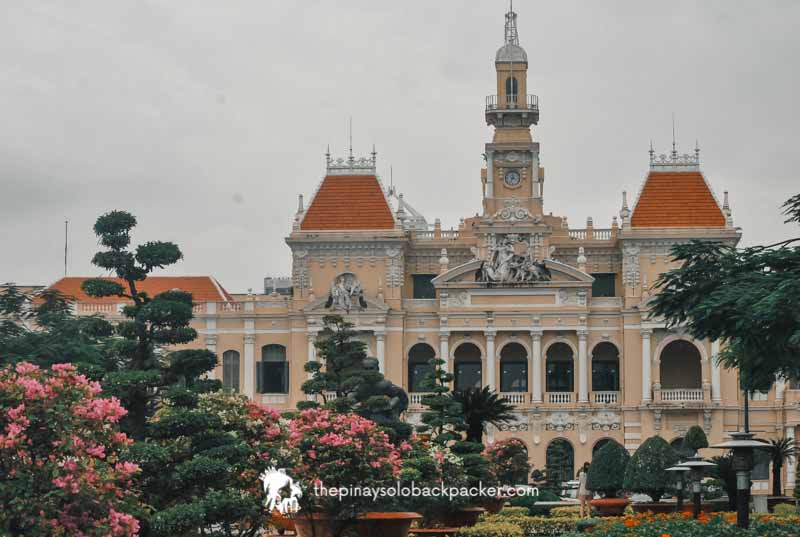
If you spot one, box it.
[259,467,303,515]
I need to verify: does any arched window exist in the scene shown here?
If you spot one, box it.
[454,343,482,392]
[592,438,621,458]
[500,343,528,393]
[546,342,574,393]
[659,340,702,389]
[546,439,574,487]
[222,350,240,393]
[505,76,519,104]
[592,342,620,392]
[258,344,288,394]
[408,343,436,392]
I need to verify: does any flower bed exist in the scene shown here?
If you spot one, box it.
[560,512,800,537]
[474,513,585,536]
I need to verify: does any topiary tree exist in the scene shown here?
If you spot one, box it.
[623,436,679,502]
[587,441,630,498]
[682,426,709,457]
[417,356,464,446]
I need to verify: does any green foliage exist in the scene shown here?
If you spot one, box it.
[587,441,630,498]
[478,514,583,536]
[451,440,492,491]
[417,355,465,446]
[508,489,559,516]
[682,426,709,455]
[457,521,524,537]
[497,507,529,517]
[550,505,581,517]
[484,438,531,486]
[623,436,679,502]
[544,438,574,491]
[451,386,515,443]
[764,437,797,496]
[773,503,798,517]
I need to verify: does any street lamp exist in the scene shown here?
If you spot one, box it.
[676,457,716,519]
[710,431,769,529]
[665,465,690,512]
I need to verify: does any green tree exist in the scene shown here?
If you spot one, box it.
[649,193,800,429]
[587,441,630,498]
[450,386,515,443]
[682,426,709,457]
[417,356,464,446]
[80,210,217,440]
[710,454,737,511]
[764,437,797,496]
[623,436,679,502]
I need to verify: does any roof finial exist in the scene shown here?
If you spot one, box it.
[671,113,677,158]
[504,0,519,45]
[649,139,655,163]
[325,144,331,167]
[695,139,700,162]
[348,117,354,164]
[371,143,377,166]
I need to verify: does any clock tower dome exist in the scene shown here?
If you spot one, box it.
[483,4,543,218]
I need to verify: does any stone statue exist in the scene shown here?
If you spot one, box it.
[358,357,409,422]
[325,273,368,311]
[478,238,552,284]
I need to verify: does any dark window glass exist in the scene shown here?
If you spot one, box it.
[591,273,616,297]
[408,343,437,392]
[546,343,574,392]
[501,362,528,392]
[752,449,770,480]
[455,363,482,392]
[257,344,288,394]
[222,350,240,392]
[505,77,518,102]
[591,342,620,391]
[412,274,437,299]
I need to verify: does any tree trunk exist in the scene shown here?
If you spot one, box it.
[772,461,782,497]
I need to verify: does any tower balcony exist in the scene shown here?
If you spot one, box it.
[485,94,539,127]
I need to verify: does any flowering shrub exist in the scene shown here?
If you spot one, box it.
[288,408,404,516]
[0,362,142,536]
[479,513,584,535]
[483,438,531,486]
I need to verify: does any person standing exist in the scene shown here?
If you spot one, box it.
[577,462,591,518]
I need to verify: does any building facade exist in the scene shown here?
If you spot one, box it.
[46,7,799,494]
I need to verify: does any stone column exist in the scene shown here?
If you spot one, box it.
[641,329,653,402]
[711,340,722,402]
[376,332,386,374]
[578,330,589,403]
[486,331,496,392]
[439,332,450,374]
[531,331,543,403]
[243,334,255,400]
[306,332,317,380]
[786,425,796,495]
[486,150,494,198]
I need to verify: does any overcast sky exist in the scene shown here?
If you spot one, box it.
[1,1,798,293]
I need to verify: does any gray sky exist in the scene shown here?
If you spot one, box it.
[1,1,798,293]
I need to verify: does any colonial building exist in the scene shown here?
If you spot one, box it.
[44,7,798,494]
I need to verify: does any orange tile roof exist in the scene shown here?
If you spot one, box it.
[631,171,726,228]
[300,175,395,231]
[45,276,232,303]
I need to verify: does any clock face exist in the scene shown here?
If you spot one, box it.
[504,169,521,187]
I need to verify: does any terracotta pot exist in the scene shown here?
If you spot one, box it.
[590,498,630,517]
[292,513,346,537]
[355,512,422,537]
[271,511,296,534]
[429,507,486,528]
[479,497,509,514]
[631,503,675,514]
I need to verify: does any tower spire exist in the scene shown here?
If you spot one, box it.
[504,1,519,45]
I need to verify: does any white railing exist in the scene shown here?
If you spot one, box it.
[568,230,587,240]
[501,392,527,405]
[217,301,242,312]
[410,393,432,407]
[78,303,118,314]
[748,390,769,401]
[413,230,460,240]
[441,230,460,239]
[593,391,619,404]
[659,389,703,402]
[568,229,613,241]
[593,229,612,240]
[548,392,573,404]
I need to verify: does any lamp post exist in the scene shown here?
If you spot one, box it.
[710,431,768,529]
[665,465,690,512]
[676,457,716,519]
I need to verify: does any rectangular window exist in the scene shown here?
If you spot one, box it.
[591,273,616,297]
[256,362,289,394]
[501,363,528,392]
[455,363,482,392]
[412,274,437,299]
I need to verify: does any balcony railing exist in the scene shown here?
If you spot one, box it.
[501,392,528,405]
[548,392,573,404]
[486,94,539,112]
[659,389,703,402]
[409,392,432,408]
[568,228,613,241]
[592,391,619,404]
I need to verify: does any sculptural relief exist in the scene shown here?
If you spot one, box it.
[478,237,552,284]
[325,273,367,311]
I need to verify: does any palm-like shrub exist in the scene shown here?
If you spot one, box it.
[623,436,678,502]
[765,437,797,496]
[587,441,630,498]
[451,386,515,443]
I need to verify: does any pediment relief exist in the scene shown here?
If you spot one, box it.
[433,259,593,288]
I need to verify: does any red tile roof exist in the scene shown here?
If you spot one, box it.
[45,276,232,303]
[631,171,726,228]
[300,175,395,231]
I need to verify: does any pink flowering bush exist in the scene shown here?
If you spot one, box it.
[288,408,405,516]
[0,362,142,536]
[484,438,531,486]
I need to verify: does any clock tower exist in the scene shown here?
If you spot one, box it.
[483,5,543,219]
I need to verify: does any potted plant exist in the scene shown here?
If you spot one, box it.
[287,408,414,537]
[482,438,531,513]
[623,436,679,513]
[587,441,631,516]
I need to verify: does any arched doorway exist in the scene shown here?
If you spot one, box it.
[500,342,528,392]
[659,340,702,389]
[408,343,436,392]
[546,438,575,487]
[546,342,574,393]
[454,342,482,392]
[591,342,620,392]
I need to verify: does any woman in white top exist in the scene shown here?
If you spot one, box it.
[577,462,591,518]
